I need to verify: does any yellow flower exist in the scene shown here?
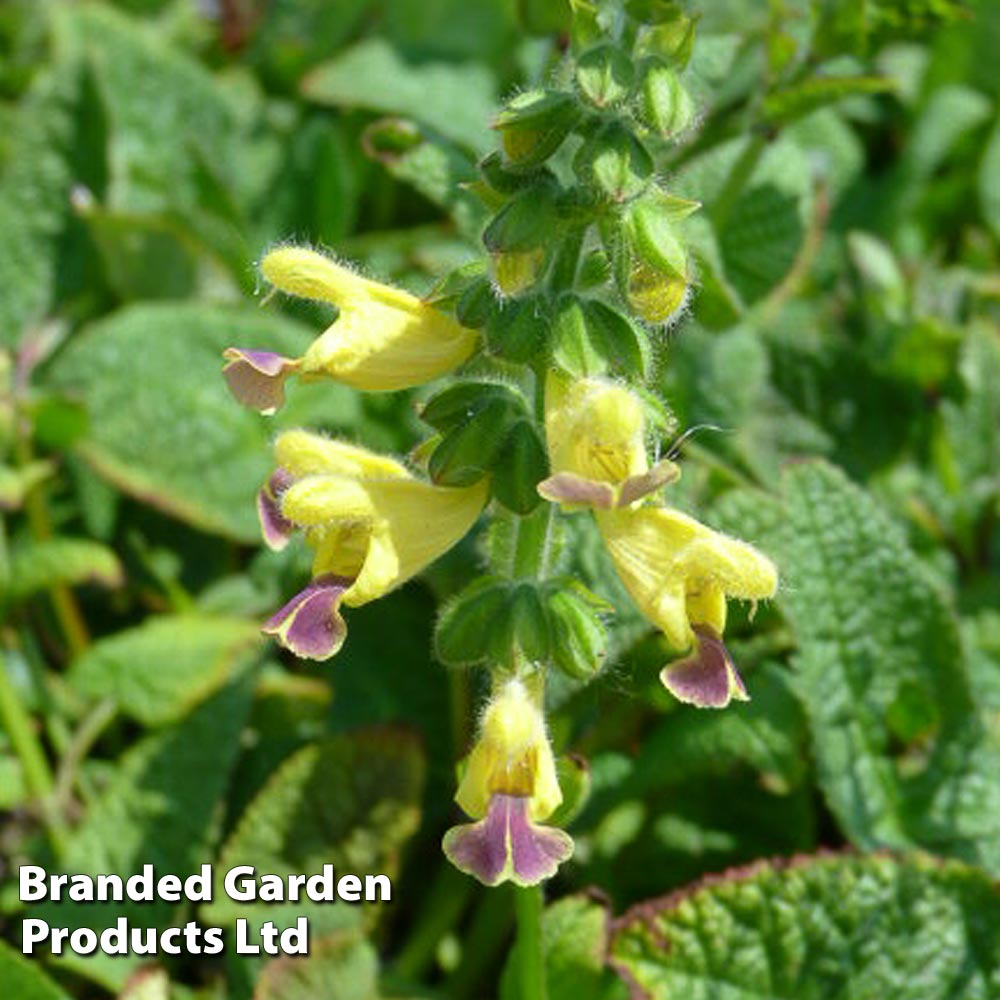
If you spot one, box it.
[223,247,477,413]
[443,678,572,886]
[539,372,777,707]
[260,430,488,660]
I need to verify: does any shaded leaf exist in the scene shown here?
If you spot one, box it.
[0,940,69,1000]
[203,727,424,935]
[39,680,253,990]
[254,929,379,1000]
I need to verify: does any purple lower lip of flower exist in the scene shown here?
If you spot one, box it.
[660,625,749,708]
[443,794,573,887]
[262,574,354,660]
[257,468,295,550]
[222,348,299,415]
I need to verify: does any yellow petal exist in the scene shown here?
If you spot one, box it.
[597,506,776,651]
[261,246,376,308]
[261,246,477,391]
[345,477,489,607]
[544,372,648,486]
[682,533,778,603]
[455,679,562,822]
[274,430,410,480]
[308,522,371,580]
[280,476,376,526]
[301,303,476,392]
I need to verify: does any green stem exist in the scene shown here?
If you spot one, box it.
[515,884,547,1000]
[13,436,90,659]
[444,886,515,1000]
[511,503,557,580]
[54,697,116,813]
[0,650,67,856]
[390,864,474,982]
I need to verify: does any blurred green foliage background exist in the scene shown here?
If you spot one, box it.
[2,0,1000,998]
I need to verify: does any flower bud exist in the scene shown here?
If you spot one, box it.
[490,248,546,297]
[482,183,558,296]
[428,396,511,486]
[621,191,699,324]
[435,577,512,667]
[545,583,609,680]
[637,58,696,137]
[573,122,653,203]
[484,296,550,365]
[493,89,580,170]
[634,10,697,68]
[627,261,691,325]
[576,43,635,108]
[491,583,550,665]
[456,275,497,329]
[479,151,552,195]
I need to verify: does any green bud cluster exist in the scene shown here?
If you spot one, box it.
[429,0,700,689]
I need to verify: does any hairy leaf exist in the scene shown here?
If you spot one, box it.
[611,854,1000,999]
[68,615,261,725]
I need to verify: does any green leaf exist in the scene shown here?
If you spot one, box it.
[255,929,380,1000]
[0,755,26,809]
[38,680,253,990]
[980,117,1000,239]
[906,83,991,181]
[302,38,497,152]
[203,727,424,933]
[68,615,261,725]
[80,205,204,301]
[0,60,83,347]
[611,854,1000,999]
[501,895,626,1000]
[937,323,1000,521]
[0,940,70,1000]
[713,461,1000,870]
[54,5,240,215]
[762,74,895,125]
[362,118,486,242]
[631,663,809,795]
[785,107,865,202]
[4,537,122,605]
[679,135,811,304]
[45,302,346,542]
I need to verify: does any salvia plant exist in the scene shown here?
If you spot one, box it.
[223,0,778,892]
[5,0,1000,997]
